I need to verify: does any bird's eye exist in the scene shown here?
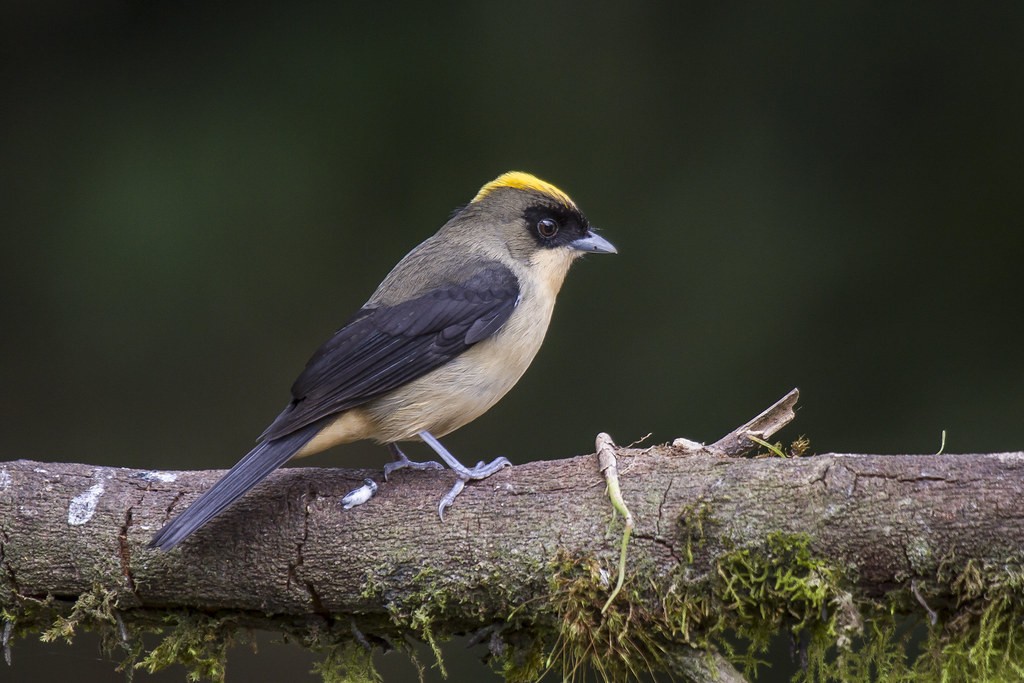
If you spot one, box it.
[537,218,559,238]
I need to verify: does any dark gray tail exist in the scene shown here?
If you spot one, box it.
[149,421,323,551]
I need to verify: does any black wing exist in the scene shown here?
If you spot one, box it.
[260,263,520,441]
[149,263,519,550]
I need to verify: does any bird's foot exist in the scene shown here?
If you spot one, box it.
[383,443,445,481]
[417,430,511,520]
[437,456,511,519]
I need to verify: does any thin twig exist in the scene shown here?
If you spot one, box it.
[911,580,938,626]
[3,619,12,666]
[114,610,130,649]
[597,432,633,613]
[705,388,800,456]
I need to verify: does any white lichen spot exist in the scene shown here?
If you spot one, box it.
[68,481,105,526]
[341,478,378,509]
[32,467,48,474]
[138,471,178,483]
[0,469,9,490]
[672,437,705,452]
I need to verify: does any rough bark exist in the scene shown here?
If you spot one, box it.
[1,390,1023,680]
[4,447,1024,611]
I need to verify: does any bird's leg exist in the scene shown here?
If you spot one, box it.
[417,430,511,519]
[383,443,444,481]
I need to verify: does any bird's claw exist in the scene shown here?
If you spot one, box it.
[384,444,445,481]
[445,455,511,480]
[383,458,444,481]
[436,456,511,520]
[438,479,465,520]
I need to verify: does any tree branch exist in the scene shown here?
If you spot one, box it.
[2,389,1023,681]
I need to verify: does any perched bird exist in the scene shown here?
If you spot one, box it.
[149,171,616,550]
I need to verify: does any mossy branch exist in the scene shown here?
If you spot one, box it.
[2,389,1024,681]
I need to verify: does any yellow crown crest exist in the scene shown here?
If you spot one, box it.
[471,171,576,208]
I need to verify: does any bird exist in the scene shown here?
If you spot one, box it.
[149,171,616,550]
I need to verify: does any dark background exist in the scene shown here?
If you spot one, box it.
[3,2,1022,681]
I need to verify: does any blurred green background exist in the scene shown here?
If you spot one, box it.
[3,2,1023,681]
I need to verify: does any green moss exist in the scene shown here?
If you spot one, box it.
[2,585,393,683]
[493,535,839,681]
[135,613,238,682]
[38,585,120,645]
[517,550,675,682]
[913,558,1024,682]
[30,585,149,674]
[361,564,451,677]
[498,532,1024,683]
[711,545,1024,682]
[714,532,851,674]
[789,436,812,457]
[359,554,557,681]
[307,636,382,683]
[6,540,1024,682]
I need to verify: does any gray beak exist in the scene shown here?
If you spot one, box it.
[569,230,618,254]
